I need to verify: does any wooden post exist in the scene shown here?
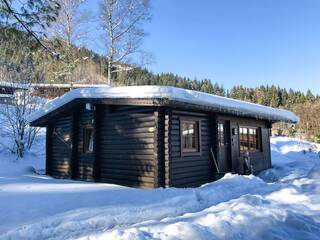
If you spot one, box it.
[93,104,105,182]
[154,107,165,188]
[209,112,218,180]
[164,108,172,187]
[46,124,53,176]
[71,108,80,179]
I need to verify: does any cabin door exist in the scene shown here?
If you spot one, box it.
[217,120,232,172]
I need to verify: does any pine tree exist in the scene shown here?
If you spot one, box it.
[306,89,315,102]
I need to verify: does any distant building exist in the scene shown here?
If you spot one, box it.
[0,82,110,100]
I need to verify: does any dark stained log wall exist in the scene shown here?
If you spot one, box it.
[49,114,73,178]
[46,124,53,175]
[154,107,165,188]
[164,109,171,187]
[46,103,272,188]
[93,104,104,182]
[168,110,215,187]
[76,107,95,181]
[98,106,157,188]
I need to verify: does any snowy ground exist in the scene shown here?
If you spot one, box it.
[0,136,320,239]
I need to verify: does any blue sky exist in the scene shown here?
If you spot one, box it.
[87,0,320,94]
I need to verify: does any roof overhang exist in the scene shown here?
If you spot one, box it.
[29,97,299,127]
[28,86,299,127]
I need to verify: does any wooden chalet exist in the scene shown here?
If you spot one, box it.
[28,86,298,188]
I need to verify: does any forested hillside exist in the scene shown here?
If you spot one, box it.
[1,27,319,143]
[116,69,320,143]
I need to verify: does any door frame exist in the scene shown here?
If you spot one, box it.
[217,119,232,172]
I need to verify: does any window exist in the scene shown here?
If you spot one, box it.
[181,120,200,154]
[83,127,94,153]
[239,127,261,152]
[85,103,93,111]
[218,123,225,147]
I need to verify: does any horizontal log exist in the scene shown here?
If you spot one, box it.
[101,126,156,135]
[100,158,154,165]
[52,146,71,151]
[110,107,154,115]
[99,163,154,172]
[51,166,70,171]
[101,120,155,130]
[103,113,154,121]
[98,143,154,151]
[77,161,94,167]
[170,164,213,175]
[51,156,71,162]
[167,159,211,168]
[101,148,154,155]
[100,168,154,178]
[77,159,95,164]
[102,132,155,139]
[170,169,212,181]
[99,172,154,183]
[99,177,154,188]
[100,138,154,145]
[100,154,155,161]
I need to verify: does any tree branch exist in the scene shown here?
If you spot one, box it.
[2,0,59,57]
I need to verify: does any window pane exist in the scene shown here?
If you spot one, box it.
[181,120,200,153]
[218,123,225,146]
[240,127,261,153]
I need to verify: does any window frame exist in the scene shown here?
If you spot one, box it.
[83,126,94,154]
[180,118,201,156]
[239,126,262,153]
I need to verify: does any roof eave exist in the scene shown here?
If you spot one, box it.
[29,97,298,127]
[29,98,169,127]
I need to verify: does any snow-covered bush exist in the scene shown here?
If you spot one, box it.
[0,90,44,158]
[0,55,45,158]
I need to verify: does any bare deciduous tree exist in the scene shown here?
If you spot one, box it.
[0,29,45,158]
[45,0,97,84]
[100,0,151,85]
[0,56,44,158]
[0,0,61,56]
[46,0,89,47]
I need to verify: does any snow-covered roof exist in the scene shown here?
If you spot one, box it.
[28,86,299,124]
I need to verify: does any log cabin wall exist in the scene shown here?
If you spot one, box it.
[75,105,95,181]
[164,109,171,187]
[167,109,215,187]
[154,107,165,188]
[98,105,158,188]
[48,114,73,178]
[45,102,272,188]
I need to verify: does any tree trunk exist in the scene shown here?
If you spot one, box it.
[107,57,112,85]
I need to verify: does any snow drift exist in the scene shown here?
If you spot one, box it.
[0,137,319,240]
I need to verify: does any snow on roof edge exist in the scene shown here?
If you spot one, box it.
[27,86,299,124]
